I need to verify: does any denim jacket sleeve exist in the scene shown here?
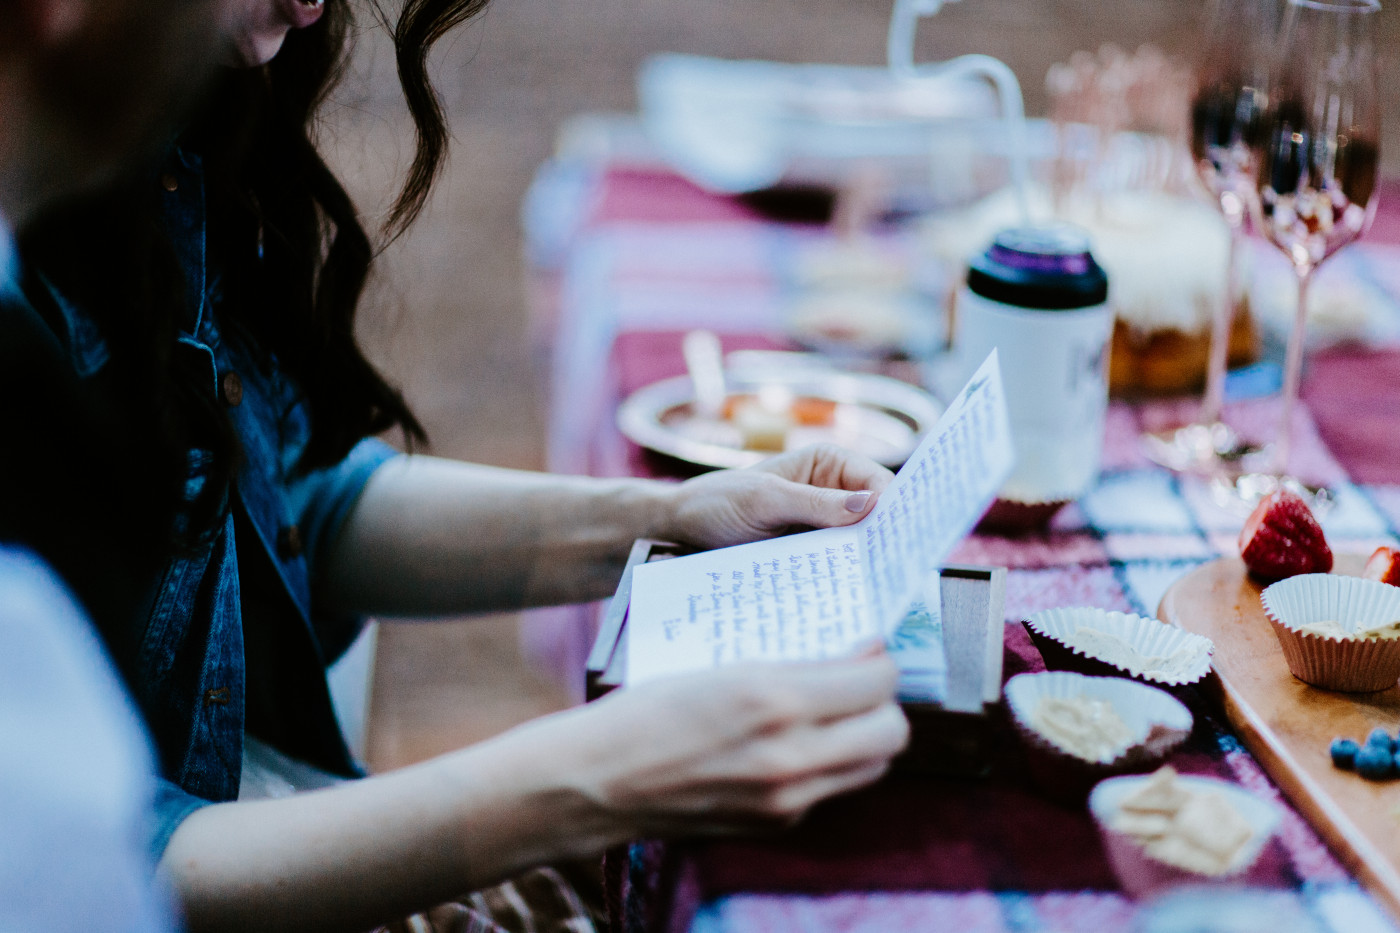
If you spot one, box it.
[283,438,400,662]
[149,777,214,861]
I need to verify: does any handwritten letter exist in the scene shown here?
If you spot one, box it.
[627,526,874,683]
[626,352,1013,685]
[862,354,1014,631]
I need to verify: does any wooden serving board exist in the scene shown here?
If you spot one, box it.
[1158,555,1400,920]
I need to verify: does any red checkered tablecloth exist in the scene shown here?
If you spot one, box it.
[524,157,1400,932]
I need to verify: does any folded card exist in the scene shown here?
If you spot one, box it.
[626,350,1014,685]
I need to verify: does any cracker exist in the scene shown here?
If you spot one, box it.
[1107,810,1173,839]
[1143,833,1233,876]
[1119,765,1189,815]
[1172,791,1253,861]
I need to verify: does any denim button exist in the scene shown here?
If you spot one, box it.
[160,173,179,192]
[221,371,243,407]
[277,524,303,560]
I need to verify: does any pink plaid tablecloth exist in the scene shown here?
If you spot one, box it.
[525,159,1400,933]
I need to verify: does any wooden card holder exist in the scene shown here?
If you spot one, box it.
[586,540,1007,777]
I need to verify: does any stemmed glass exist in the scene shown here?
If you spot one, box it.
[1143,0,1276,473]
[1234,0,1380,498]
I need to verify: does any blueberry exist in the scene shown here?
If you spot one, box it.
[1355,744,1395,780]
[1331,737,1361,770]
[1366,727,1394,752]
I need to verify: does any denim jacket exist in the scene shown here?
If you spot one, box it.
[20,148,397,856]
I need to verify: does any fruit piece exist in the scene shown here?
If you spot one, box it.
[1355,744,1395,780]
[1363,546,1400,587]
[729,398,790,452]
[1238,489,1333,582]
[1330,737,1359,770]
[1367,727,1395,752]
[790,396,838,427]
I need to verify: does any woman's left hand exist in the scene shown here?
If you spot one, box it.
[660,444,893,550]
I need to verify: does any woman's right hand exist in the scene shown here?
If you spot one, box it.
[159,652,906,930]
[514,652,909,842]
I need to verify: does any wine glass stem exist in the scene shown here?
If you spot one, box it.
[1199,220,1244,426]
[1274,268,1313,476]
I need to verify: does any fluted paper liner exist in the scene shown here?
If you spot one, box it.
[1088,773,1280,898]
[1261,574,1400,692]
[1024,607,1214,687]
[1004,671,1193,803]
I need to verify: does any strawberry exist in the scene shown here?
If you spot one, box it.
[1238,489,1333,582]
[1363,546,1400,587]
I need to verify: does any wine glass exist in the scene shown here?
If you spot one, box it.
[1143,0,1276,473]
[1235,0,1380,498]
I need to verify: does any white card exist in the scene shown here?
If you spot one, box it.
[626,351,1013,685]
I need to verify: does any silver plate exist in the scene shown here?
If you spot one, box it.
[617,367,943,470]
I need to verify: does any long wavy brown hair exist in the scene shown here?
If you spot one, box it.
[12,0,490,665]
[200,0,494,470]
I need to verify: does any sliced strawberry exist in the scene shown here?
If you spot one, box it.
[1239,489,1333,582]
[1363,546,1400,587]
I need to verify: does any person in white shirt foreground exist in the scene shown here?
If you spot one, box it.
[0,548,178,932]
[0,0,236,929]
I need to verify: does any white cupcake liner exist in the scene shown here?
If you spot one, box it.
[1089,773,1281,897]
[1004,672,1192,804]
[1261,574,1400,692]
[1025,607,1214,687]
[1005,672,1193,766]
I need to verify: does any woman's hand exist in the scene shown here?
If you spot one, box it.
[502,652,908,842]
[659,444,894,550]
[161,652,907,931]
[326,448,893,615]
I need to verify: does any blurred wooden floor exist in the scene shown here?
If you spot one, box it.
[320,0,1400,772]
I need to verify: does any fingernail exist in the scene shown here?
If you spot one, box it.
[844,491,872,513]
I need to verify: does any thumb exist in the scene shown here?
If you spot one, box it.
[768,481,875,529]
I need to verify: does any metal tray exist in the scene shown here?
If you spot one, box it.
[616,366,943,470]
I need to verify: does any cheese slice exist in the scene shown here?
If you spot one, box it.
[1110,766,1257,877]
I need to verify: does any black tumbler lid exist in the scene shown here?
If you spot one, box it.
[966,225,1108,311]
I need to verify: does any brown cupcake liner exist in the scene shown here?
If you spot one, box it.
[1005,672,1193,806]
[977,497,1070,534]
[1023,607,1214,688]
[1013,717,1189,806]
[1025,623,1131,680]
[1088,773,1281,898]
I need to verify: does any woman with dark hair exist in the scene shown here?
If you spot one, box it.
[10,1,909,931]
